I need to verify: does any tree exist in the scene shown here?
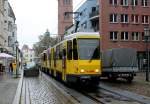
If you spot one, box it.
[33,29,56,56]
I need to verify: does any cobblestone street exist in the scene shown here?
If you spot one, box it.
[20,72,77,104]
[21,76,62,104]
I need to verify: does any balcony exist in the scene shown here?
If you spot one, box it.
[89,10,99,20]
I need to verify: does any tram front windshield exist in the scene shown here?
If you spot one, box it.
[78,39,100,60]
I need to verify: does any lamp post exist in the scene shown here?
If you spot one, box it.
[15,41,19,78]
[144,26,150,82]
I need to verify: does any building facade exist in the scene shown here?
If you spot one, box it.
[99,0,150,51]
[75,0,99,32]
[99,0,150,69]
[58,0,73,36]
[66,0,150,69]
[22,45,35,64]
[0,0,5,48]
[4,0,17,55]
[0,0,17,55]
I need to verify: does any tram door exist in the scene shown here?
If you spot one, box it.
[62,48,66,81]
[73,39,78,73]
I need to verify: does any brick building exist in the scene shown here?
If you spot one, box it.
[58,0,73,36]
[99,0,150,69]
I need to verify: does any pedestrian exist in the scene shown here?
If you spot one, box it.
[143,59,147,71]
[9,62,13,73]
[0,61,2,72]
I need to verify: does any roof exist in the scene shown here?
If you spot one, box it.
[64,32,100,40]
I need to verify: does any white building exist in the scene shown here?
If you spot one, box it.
[0,0,17,55]
[22,45,35,64]
[0,0,5,48]
[4,0,17,55]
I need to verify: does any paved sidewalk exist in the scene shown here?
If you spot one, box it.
[0,71,20,104]
[21,77,62,104]
[20,72,79,104]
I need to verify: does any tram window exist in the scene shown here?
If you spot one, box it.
[67,40,72,60]
[54,51,56,67]
[43,53,46,61]
[49,53,51,66]
[59,51,62,59]
[73,39,78,60]
[56,46,60,60]
[63,49,66,56]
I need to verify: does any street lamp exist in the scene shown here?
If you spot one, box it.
[144,26,150,82]
[15,40,19,78]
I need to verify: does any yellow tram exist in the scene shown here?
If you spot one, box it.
[40,32,102,85]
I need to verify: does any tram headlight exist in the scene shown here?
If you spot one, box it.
[80,69,85,73]
[95,69,99,73]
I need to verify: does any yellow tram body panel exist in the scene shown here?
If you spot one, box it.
[65,60,101,75]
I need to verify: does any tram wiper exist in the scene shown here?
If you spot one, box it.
[89,47,98,63]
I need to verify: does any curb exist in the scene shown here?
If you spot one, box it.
[42,72,80,104]
[12,71,23,104]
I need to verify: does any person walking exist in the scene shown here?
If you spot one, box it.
[9,62,13,73]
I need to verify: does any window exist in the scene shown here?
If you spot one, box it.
[81,22,87,29]
[141,0,148,7]
[109,0,117,5]
[121,32,129,40]
[12,32,14,37]
[142,15,149,24]
[110,31,118,40]
[141,32,150,41]
[132,32,139,41]
[121,0,128,6]
[142,32,145,41]
[54,51,56,67]
[64,12,70,20]
[121,14,128,23]
[78,39,100,60]
[67,40,72,60]
[64,0,71,5]
[110,14,118,23]
[131,15,139,23]
[43,53,46,61]
[8,36,11,47]
[131,0,138,6]
[73,39,78,60]
[92,7,96,12]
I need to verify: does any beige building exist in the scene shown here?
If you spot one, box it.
[22,45,35,64]
[4,0,17,55]
[0,0,5,47]
[0,0,17,55]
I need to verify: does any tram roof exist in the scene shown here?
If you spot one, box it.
[64,32,100,40]
[51,32,100,48]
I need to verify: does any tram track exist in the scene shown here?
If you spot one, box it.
[42,72,143,104]
[75,89,108,104]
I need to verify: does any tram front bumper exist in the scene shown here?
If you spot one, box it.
[66,74,100,83]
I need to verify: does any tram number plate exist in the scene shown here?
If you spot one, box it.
[119,74,129,77]
[81,76,90,79]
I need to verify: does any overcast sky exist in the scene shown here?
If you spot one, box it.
[8,0,86,49]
